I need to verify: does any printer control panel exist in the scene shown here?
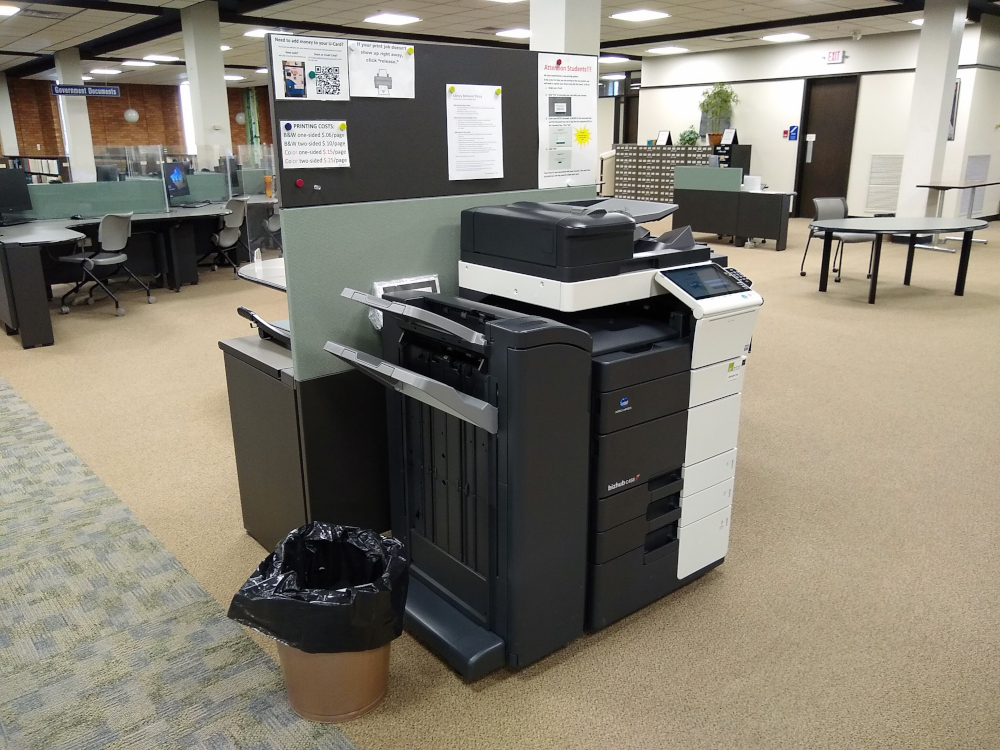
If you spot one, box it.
[724,267,752,290]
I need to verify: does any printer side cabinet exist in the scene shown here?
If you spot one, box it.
[498,340,592,668]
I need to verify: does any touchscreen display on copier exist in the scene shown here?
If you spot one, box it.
[662,265,744,299]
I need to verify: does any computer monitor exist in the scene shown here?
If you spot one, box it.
[96,164,119,182]
[0,167,32,214]
[164,161,191,199]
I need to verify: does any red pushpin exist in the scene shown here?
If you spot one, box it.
[295,178,305,188]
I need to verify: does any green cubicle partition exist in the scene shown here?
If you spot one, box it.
[172,172,230,205]
[22,179,167,219]
[283,186,595,381]
[674,166,743,192]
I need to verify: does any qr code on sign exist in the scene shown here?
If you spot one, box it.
[313,66,340,96]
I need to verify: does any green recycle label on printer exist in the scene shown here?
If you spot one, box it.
[726,359,742,382]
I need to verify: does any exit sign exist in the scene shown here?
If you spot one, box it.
[826,50,845,64]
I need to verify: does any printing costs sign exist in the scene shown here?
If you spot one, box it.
[280,121,350,168]
[537,53,598,189]
[271,35,350,101]
[51,84,119,97]
[348,40,415,99]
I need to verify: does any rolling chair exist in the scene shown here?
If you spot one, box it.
[58,212,155,317]
[801,197,876,283]
[261,209,282,255]
[200,198,248,274]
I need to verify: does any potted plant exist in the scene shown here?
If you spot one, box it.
[678,126,699,146]
[699,83,738,146]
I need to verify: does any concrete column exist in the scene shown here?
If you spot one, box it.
[180,0,231,160]
[530,0,601,55]
[895,0,968,216]
[53,48,97,182]
[0,73,19,155]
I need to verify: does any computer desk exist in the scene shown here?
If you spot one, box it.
[0,204,231,349]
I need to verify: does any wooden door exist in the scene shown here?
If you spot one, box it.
[795,76,860,217]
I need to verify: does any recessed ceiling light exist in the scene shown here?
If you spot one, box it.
[762,32,810,42]
[647,45,687,54]
[81,75,93,81]
[496,28,531,38]
[910,18,923,25]
[224,74,245,81]
[244,28,269,37]
[220,45,231,51]
[144,54,179,62]
[0,5,20,15]
[602,73,627,80]
[122,60,156,67]
[611,9,669,22]
[90,68,121,75]
[363,12,420,25]
[256,67,268,73]
[599,55,631,63]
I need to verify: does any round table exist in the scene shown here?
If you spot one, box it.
[810,217,988,304]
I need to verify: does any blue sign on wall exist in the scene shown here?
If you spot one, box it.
[51,84,120,98]
[788,125,799,141]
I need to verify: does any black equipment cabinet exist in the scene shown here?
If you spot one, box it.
[713,143,752,173]
[673,188,791,251]
[219,334,390,551]
[327,292,593,679]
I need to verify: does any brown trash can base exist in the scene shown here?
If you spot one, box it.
[276,641,391,723]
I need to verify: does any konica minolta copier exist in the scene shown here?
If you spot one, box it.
[325,199,762,679]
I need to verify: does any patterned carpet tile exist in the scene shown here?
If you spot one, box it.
[0,377,357,750]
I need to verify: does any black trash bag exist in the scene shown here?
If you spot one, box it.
[228,522,409,654]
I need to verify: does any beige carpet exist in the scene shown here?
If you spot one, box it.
[2,221,998,750]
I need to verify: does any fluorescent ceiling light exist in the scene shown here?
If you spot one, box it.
[599,55,630,63]
[496,28,530,38]
[602,73,627,80]
[256,67,268,73]
[0,5,20,15]
[611,9,669,22]
[910,18,923,25]
[244,28,269,37]
[90,68,121,75]
[81,75,93,81]
[363,12,420,25]
[144,54,179,62]
[122,60,156,67]
[647,45,687,54]
[220,45,231,51]
[224,74,245,81]
[762,32,810,42]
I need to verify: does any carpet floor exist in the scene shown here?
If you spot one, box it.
[0,376,355,750]
[0,220,998,749]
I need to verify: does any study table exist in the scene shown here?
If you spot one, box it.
[916,180,999,250]
[237,257,285,292]
[811,217,988,304]
[0,203,231,348]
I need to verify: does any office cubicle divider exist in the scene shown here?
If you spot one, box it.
[23,180,167,219]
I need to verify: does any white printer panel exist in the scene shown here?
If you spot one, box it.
[685,393,741,466]
[689,356,746,408]
[679,476,734,527]
[691,309,758,369]
[677,505,732,579]
[681,449,736,497]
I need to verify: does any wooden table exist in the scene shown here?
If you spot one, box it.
[810,217,988,304]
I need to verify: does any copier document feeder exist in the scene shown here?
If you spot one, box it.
[325,291,593,680]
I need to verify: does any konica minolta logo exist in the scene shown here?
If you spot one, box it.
[608,474,640,492]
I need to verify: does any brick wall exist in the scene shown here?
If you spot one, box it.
[88,84,184,148]
[7,81,272,157]
[8,79,63,155]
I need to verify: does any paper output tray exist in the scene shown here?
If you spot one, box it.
[341,288,487,347]
[324,341,499,434]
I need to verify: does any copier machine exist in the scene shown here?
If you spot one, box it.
[325,198,762,678]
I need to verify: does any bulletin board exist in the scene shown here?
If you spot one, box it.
[267,40,542,208]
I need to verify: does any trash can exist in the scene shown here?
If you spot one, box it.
[228,522,409,723]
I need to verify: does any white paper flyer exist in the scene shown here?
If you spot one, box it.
[270,35,350,101]
[537,53,599,188]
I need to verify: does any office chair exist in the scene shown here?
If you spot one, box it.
[801,197,876,283]
[261,209,282,255]
[58,213,155,317]
[201,198,248,274]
